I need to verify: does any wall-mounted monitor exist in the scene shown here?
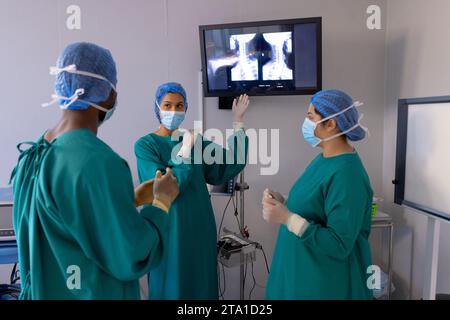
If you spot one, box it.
[199,17,322,97]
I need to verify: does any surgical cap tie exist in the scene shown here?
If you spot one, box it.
[318,101,364,123]
[42,89,112,113]
[317,101,370,138]
[42,88,85,109]
[49,64,117,92]
[320,113,370,144]
[43,64,117,112]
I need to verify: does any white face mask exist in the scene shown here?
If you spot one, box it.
[42,64,117,124]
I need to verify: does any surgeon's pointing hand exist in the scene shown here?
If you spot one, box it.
[153,168,179,213]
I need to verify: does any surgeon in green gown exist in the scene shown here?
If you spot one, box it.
[135,83,249,299]
[263,90,373,300]
[9,42,180,300]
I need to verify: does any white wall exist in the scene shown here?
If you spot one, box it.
[0,0,388,299]
[383,0,450,299]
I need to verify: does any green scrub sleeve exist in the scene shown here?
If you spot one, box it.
[297,164,369,260]
[135,138,194,192]
[204,129,248,185]
[57,155,169,282]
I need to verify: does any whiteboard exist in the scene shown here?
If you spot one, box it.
[399,101,450,221]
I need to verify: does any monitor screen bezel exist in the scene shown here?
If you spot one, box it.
[199,17,322,97]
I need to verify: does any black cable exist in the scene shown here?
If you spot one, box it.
[217,195,233,239]
[221,262,226,299]
[0,284,20,300]
[217,241,228,300]
[10,263,18,285]
[241,238,270,274]
[14,268,20,284]
[218,262,225,300]
[232,194,237,219]
[217,256,227,300]
[259,247,270,274]
[248,262,257,300]
[10,263,16,284]
[217,261,223,300]
[231,195,245,236]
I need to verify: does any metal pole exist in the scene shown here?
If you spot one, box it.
[239,171,245,300]
[387,223,393,300]
[423,217,441,300]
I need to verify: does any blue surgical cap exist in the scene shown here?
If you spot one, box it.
[55,42,117,110]
[311,89,366,141]
[154,82,188,122]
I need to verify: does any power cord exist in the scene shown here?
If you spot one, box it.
[259,247,270,275]
[241,238,270,275]
[0,284,20,300]
[217,194,233,239]
[232,196,240,230]
[217,241,228,299]
[217,260,227,300]
[10,263,20,285]
[242,259,248,295]
[249,262,256,300]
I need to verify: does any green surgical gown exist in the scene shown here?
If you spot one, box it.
[11,128,169,300]
[135,129,247,300]
[266,152,373,300]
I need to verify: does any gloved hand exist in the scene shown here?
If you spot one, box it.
[153,168,179,213]
[262,196,310,237]
[232,94,250,123]
[262,197,291,225]
[134,179,155,207]
[263,188,285,204]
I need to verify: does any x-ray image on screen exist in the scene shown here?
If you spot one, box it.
[229,33,258,81]
[262,32,293,80]
[229,32,293,82]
